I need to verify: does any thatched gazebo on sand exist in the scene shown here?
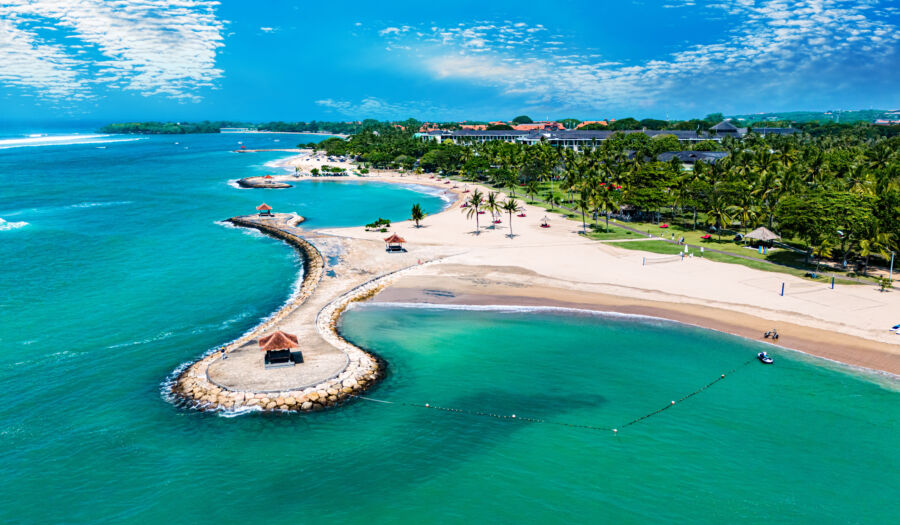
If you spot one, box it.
[384,233,406,252]
[258,330,298,368]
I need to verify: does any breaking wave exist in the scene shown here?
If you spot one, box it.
[0,134,145,150]
[0,218,28,231]
[69,201,133,209]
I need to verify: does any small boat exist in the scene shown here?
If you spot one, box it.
[758,352,774,364]
[890,324,900,332]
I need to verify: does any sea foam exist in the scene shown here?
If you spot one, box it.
[0,134,144,150]
[352,301,668,321]
[69,201,133,209]
[0,218,28,231]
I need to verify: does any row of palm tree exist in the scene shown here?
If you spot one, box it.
[350,126,898,273]
[461,188,523,237]
[450,131,898,273]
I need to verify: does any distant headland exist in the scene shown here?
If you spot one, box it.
[100,109,900,138]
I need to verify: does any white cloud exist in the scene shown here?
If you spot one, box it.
[315,97,446,118]
[378,26,410,36]
[377,2,900,111]
[0,18,87,98]
[0,0,226,101]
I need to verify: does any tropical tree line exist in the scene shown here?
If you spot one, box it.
[318,126,900,273]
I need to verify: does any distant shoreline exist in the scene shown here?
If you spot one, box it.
[224,130,348,137]
[101,130,349,138]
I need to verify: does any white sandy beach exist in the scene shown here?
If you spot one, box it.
[258,152,900,375]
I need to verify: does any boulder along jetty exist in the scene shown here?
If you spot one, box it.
[236,176,292,188]
[168,212,427,413]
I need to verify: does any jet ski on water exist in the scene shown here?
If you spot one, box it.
[758,352,774,364]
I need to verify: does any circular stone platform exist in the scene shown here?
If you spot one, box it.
[206,337,348,392]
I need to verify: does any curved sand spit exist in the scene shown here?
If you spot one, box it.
[169,168,900,415]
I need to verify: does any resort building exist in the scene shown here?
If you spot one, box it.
[709,120,742,137]
[751,127,803,136]
[511,121,565,131]
[416,121,799,150]
[575,120,609,128]
[656,151,730,165]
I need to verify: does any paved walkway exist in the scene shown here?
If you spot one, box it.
[205,213,435,392]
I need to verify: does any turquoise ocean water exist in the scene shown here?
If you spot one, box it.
[1,130,898,523]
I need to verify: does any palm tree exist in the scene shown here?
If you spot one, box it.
[411,203,425,227]
[538,142,561,207]
[504,171,519,197]
[594,185,620,233]
[464,189,484,234]
[525,180,540,203]
[867,143,895,172]
[859,231,893,275]
[546,193,560,211]
[576,184,592,234]
[733,193,759,233]
[501,198,523,238]
[705,192,733,240]
[812,237,835,274]
[485,191,501,226]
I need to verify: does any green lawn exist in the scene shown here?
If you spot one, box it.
[446,175,875,286]
[585,226,639,241]
[617,220,780,259]
[607,240,866,285]
[608,240,684,255]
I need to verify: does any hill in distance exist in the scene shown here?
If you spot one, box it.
[728,109,899,124]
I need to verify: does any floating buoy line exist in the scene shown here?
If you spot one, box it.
[348,358,757,434]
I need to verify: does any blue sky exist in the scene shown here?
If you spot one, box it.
[1,0,899,122]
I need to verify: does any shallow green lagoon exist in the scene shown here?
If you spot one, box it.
[334,305,900,523]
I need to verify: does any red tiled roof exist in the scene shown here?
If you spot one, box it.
[512,122,564,131]
[384,234,406,243]
[258,330,299,352]
[257,203,272,211]
[576,120,608,128]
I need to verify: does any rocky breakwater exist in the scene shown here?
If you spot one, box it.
[237,176,292,188]
[167,213,389,413]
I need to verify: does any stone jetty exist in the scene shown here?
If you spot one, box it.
[168,213,401,413]
[236,176,292,188]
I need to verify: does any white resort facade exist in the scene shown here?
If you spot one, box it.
[417,121,799,151]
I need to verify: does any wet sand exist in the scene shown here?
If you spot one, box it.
[374,270,900,377]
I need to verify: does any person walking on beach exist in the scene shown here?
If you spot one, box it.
[221,347,227,360]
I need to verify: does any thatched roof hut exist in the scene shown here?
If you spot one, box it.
[258,331,298,352]
[384,233,406,252]
[745,227,780,241]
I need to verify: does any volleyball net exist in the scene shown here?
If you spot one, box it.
[642,254,685,265]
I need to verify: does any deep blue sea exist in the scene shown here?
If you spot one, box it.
[1,129,899,523]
